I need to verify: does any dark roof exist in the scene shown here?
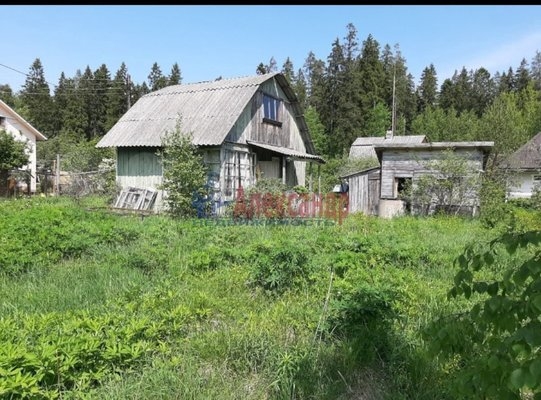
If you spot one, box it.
[500,132,541,170]
[246,140,325,163]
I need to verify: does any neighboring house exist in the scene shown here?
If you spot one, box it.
[96,72,324,212]
[346,133,494,217]
[0,99,47,194]
[499,132,541,199]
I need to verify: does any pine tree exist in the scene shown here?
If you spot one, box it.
[169,63,182,86]
[20,58,54,136]
[148,62,167,92]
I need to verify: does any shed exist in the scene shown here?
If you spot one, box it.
[340,166,380,216]
[374,141,494,217]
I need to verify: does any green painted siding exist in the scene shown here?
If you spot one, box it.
[117,147,162,177]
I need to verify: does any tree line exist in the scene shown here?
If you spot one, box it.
[2,22,541,169]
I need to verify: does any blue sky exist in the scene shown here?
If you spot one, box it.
[1,5,541,93]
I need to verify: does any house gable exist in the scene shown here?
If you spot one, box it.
[0,100,47,194]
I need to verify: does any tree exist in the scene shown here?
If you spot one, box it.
[417,64,438,112]
[20,58,54,136]
[281,57,295,83]
[0,84,15,107]
[159,120,208,218]
[168,63,182,86]
[401,149,484,216]
[106,62,130,132]
[0,129,29,196]
[515,58,531,92]
[426,228,541,398]
[479,91,529,166]
[364,102,390,137]
[471,67,495,117]
[304,106,328,157]
[148,62,167,92]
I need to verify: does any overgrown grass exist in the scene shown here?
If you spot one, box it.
[1,196,536,399]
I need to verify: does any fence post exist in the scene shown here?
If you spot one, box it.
[55,154,60,195]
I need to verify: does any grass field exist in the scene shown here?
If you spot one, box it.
[0,196,537,399]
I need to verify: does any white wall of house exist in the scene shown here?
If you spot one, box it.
[507,171,541,198]
[1,116,38,193]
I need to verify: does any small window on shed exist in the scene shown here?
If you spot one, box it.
[534,175,541,183]
[262,94,282,126]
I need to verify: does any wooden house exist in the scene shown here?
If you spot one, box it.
[345,136,494,217]
[499,132,541,199]
[96,73,324,212]
[0,99,47,194]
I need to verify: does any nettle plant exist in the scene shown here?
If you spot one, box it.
[425,229,541,399]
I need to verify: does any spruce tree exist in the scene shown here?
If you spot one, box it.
[148,62,167,91]
[168,63,182,86]
[514,58,531,92]
[417,64,438,112]
[106,62,130,132]
[93,64,111,138]
[20,58,53,136]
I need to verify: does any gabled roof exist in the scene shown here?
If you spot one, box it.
[500,132,541,170]
[96,72,316,154]
[0,100,47,141]
[349,135,426,159]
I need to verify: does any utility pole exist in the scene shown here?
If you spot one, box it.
[391,62,397,136]
[126,74,131,109]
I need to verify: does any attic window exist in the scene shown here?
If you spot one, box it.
[262,94,282,126]
[0,116,5,127]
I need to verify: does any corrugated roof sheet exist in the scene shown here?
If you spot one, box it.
[501,132,541,170]
[349,135,427,159]
[373,141,494,151]
[351,135,426,146]
[246,140,325,163]
[96,73,281,148]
